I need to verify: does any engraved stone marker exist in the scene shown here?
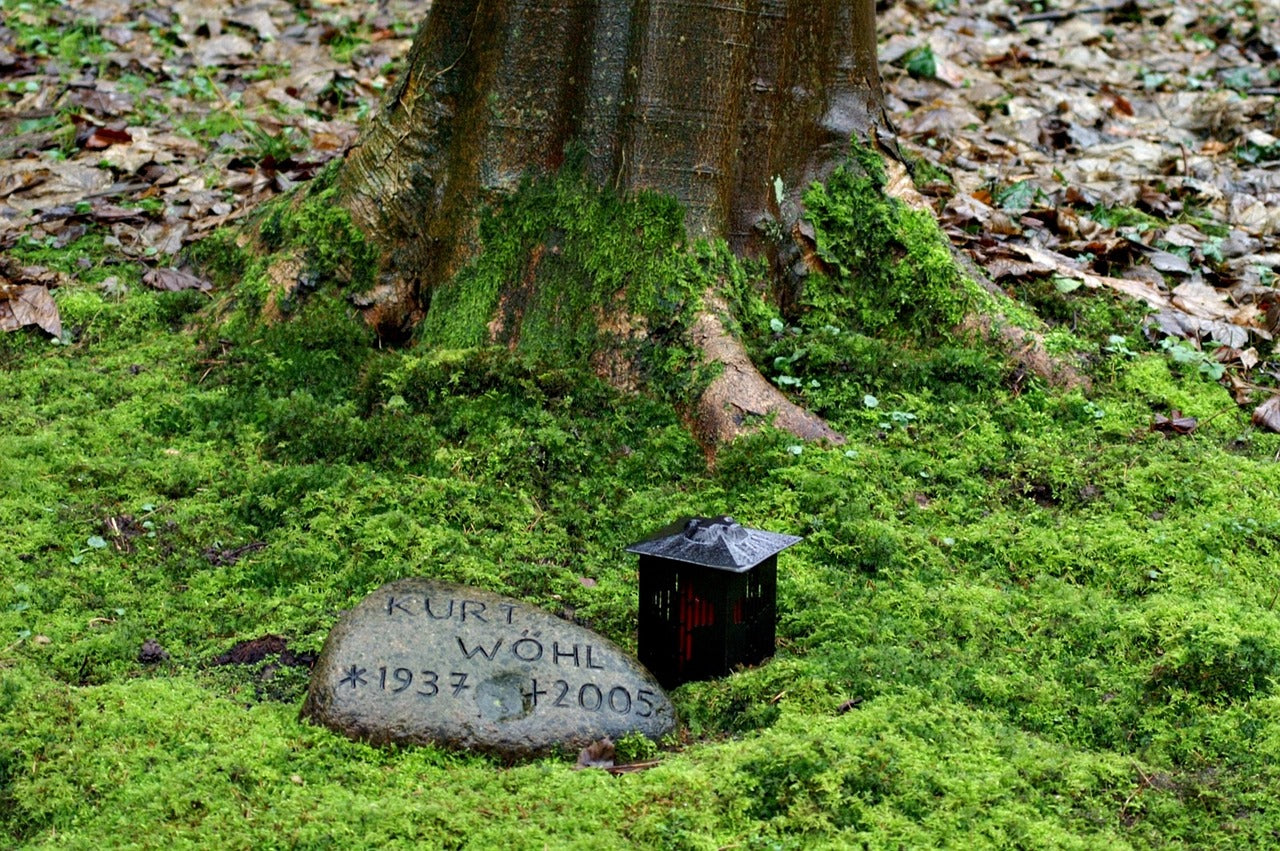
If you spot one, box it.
[302,578,676,757]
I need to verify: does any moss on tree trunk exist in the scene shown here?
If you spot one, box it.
[337,0,884,318]
[193,0,1081,454]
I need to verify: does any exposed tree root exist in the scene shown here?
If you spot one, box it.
[955,251,1092,393]
[881,153,1090,393]
[959,313,1090,393]
[689,295,845,456]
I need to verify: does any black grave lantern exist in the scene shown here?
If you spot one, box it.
[628,516,801,689]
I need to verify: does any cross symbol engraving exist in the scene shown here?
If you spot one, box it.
[523,679,547,708]
[339,664,368,689]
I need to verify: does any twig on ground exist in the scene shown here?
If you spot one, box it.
[1019,3,1128,24]
[605,760,662,775]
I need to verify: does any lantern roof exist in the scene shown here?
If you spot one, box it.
[626,516,802,573]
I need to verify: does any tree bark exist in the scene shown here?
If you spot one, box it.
[337,0,883,325]
[330,0,885,448]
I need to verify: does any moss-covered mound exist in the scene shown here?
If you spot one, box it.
[3,154,1280,848]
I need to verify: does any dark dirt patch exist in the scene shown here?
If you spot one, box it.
[203,541,267,566]
[138,638,169,664]
[103,514,147,552]
[212,634,315,668]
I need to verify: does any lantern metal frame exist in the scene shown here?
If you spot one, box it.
[628,516,801,688]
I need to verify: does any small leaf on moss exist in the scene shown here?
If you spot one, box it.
[1152,411,1198,435]
[143,268,212,292]
[1252,396,1280,433]
[575,737,615,770]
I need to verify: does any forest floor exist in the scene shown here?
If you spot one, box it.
[3,0,1280,848]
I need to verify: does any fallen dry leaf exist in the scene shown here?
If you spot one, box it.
[224,7,281,41]
[0,283,62,339]
[142,268,212,292]
[1227,370,1254,405]
[1251,396,1280,433]
[192,34,256,67]
[1150,309,1251,350]
[0,161,113,211]
[1149,251,1193,275]
[1169,281,1234,320]
[77,123,133,151]
[1217,346,1261,372]
[574,737,615,770]
[1152,411,1198,436]
[68,87,135,118]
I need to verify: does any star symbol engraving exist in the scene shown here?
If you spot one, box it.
[339,664,368,689]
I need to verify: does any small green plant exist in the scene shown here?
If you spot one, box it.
[1160,337,1225,381]
[1082,401,1106,420]
[1053,275,1082,294]
[901,44,937,79]
[124,197,167,215]
[772,347,810,388]
[1187,32,1218,51]
[1220,67,1255,92]
[1086,204,1163,231]
[881,410,917,431]
[246,63,292,83]
[1104,335,1137,358]
[326,27,369,63]
[994,180,1040,212]
[1237,139,1280,164]
[614,732,659,764]
[1142,71,1169,91]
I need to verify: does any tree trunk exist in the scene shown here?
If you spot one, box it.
[340,0,883,293]
[274,0,1074,453]
[329,0,884,448]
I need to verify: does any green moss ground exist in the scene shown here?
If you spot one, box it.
[4,162,1280,848]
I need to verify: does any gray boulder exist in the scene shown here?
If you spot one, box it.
[302,578,675,758]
